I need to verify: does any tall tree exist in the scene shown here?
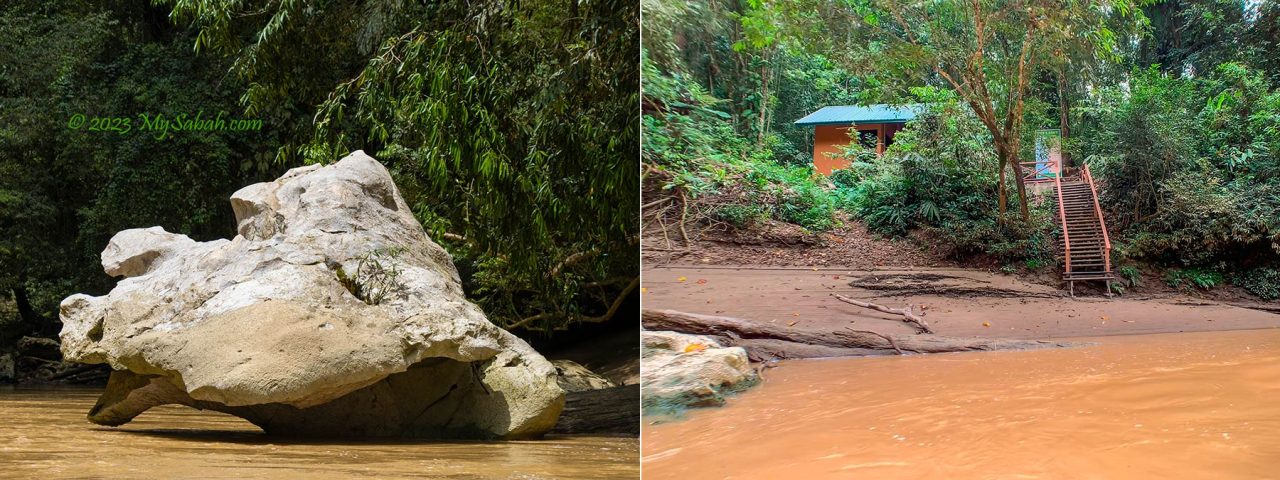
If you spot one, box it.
[1139,0,1249,76]
[0,0,286,342]
[166,0,640,333]
[780,0,1149,220]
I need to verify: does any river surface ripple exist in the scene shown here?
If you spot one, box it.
[643,328,1280,479]
[1,387,638,479]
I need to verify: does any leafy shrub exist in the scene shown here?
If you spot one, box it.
[1118,265,1142,287]
[1079,64,1280,276]
[1164,268,1224,290]
[643,53,843,233]
[827,168,860,189]
[1236,267,1280,300]
[928,214,1054,265]
[712,204,768,228]
[845,97,1054,265]
[855,173,912,235]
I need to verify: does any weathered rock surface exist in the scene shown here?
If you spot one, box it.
[16,336,62,360]
[552,359,616,393]
[59,151,564,439]
[640,330,757,413]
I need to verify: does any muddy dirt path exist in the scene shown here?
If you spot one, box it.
[641,265,1280,340]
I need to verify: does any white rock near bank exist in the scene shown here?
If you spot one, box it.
[59,151,564,439]
[640,330,757,411]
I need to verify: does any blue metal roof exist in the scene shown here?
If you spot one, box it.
[794,104,926,126]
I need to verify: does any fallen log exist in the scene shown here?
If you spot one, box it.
[831,294,933,333]
[551,384,639,435]
[641,309,1079,361]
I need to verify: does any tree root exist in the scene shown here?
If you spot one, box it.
[642,309,1079,361]
[831,293,933,333]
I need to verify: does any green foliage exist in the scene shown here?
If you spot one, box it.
[1119,265,1142,287]
[1139,0,1280,83]
[0,1,286,337]
[746,161,837,231]
[1079,63,1280,294]
[711,204,768,228]
[641,0,865,164]
[827,168,861,189]
[1236,267,1280,300]
[643,0,1280,302]
[330,248,406,306]
[845,99,1053,264]
[781,0,1152,223]
[643,52,842,233]
[167,0,640,333]
[1164,268,1225,290]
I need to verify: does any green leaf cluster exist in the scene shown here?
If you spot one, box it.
[166,0,640,333]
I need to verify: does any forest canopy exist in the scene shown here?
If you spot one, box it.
[1,0,639,346]
[641,0,1280,298]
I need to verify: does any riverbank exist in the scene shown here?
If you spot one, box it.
[642,265,1280,341]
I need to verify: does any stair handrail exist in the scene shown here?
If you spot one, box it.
[1055,168,1070,274]
[1082,164,1111,274]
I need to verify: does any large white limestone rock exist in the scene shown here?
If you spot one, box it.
[59,151,564,439]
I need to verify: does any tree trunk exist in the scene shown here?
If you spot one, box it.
[642,309,1078,361]
[997,137,1030,221]
[1010,148,1030,220]
[12,285,44,333]
[996,142,1009,219]
[1058,67,1072,167]
[756,55,770,145]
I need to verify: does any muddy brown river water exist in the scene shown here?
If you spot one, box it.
[643,328,1280,479]
[0,388,638,479]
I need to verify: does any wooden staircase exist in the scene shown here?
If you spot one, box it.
[1052,164,1115,295]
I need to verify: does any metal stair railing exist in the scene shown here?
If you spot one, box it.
[1055,170,1070,274]
[1019,160,1060,184]
[1081,164,1111,275]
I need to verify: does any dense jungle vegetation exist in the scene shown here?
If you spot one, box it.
[0,0,639,352]
[641,0,1280,299]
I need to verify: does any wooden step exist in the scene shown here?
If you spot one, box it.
[1056,178,1112,286]
[1063,274,1116,281]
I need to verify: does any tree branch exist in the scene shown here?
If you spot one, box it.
[831,293,934,334]
[580,277,639,323]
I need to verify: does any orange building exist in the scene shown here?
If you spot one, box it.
[794,104,924,174]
